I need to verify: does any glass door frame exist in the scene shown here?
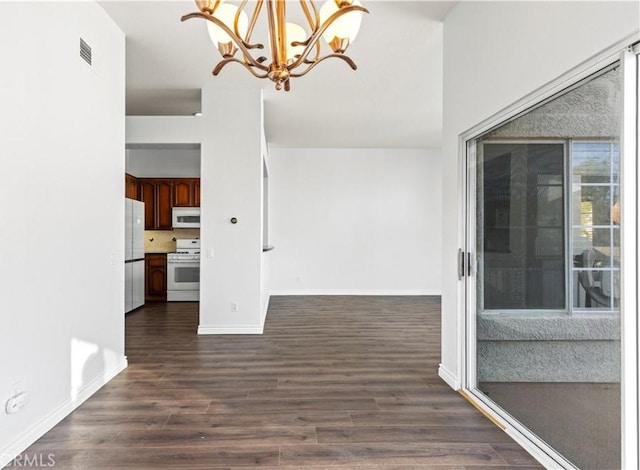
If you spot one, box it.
[458,40,639,469]
[621,43,639,470]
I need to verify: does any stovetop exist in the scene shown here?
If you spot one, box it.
[168,239,201,260]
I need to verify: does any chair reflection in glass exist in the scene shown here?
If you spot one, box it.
[576,250,616,308]
[575,201,620,309]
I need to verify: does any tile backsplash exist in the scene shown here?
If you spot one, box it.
[144,228,200,253]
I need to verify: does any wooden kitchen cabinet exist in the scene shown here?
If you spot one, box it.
[156,181,173,228]
[172,178,200,207]
[135,177,201,230]
[125,173,140,200]
[145,254,167,302]
[138,180,156,229]
[194,179,200,206]
[139,179,173,230]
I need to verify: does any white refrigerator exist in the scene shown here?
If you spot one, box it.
[125,198,145,313]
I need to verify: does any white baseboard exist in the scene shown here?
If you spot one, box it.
[438,363,460,390]
[198,296,270,336]
[198,325,264,334]
[0,357,128,468]
[269,289,441,296]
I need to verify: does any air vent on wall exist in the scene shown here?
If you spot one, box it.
[79,38,92,66]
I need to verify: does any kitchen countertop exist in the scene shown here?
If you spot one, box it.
[147,248,275,254]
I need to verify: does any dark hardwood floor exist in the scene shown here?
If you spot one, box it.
[21,296,541,469]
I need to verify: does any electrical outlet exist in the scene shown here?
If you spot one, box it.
[231,302,239,312]
[9,382,23,398]
[6,391,29,414]
[296,276,302,283]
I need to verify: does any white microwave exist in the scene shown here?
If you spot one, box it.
[172,207,200,228]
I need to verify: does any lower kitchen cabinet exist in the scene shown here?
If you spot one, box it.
[145,253,167,302]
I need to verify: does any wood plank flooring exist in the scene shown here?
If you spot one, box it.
[22,296,541,469]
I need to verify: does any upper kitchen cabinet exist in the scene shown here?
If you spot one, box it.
[139,179,173,230]
[194,179,200,207]
[172,178,200,207]
[137,177,201,229]
[125,173,140,200]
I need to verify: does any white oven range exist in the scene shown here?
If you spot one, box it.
[167,239,200,301]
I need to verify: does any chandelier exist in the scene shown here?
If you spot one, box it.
[181,0,369,91]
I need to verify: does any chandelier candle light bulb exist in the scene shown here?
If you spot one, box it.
[319,0,364,52]
[181,0,369,91]
[206,3,249,57]
[284,22,307,62]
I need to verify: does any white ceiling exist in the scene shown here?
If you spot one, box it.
[100,1,455,148]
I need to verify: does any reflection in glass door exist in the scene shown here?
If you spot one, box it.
[470,66,621,469]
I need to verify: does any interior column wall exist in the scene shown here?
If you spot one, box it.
[0,2,126,464]
[199,88,265,333]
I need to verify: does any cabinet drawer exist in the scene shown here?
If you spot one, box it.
[146,254,166,266]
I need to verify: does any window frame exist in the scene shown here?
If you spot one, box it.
[569,139,621,314]
[475,138,622,316]
[475,139,571,315]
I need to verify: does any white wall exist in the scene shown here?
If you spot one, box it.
[269,148,442,295]
[440,1,640,386]
[126,116,200,144]
[0,2,125,464]
[199,88,266,333]
[126,148,201,177]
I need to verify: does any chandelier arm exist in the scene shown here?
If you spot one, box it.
[181,12,269,72]
[312,35,321,63]
[300,0,322,62]
[299,0,318,32]
[244,0,263,44]
[212,57,269,78]
[234,0,246,39]
[289,53,357,78]
[299,0,321,62]
[229,0,264,50]
[233,0,262,53]
[309,0,321,31]
[287,4,368,71]
[232,0,250,68]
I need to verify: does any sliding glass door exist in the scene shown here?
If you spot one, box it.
[465,63,628,469]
